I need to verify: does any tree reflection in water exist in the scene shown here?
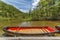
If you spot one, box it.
[20,21,31,27]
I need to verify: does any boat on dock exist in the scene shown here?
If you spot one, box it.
[3,26,58,36]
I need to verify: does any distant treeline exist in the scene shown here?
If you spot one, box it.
[0,0,60,21]
[0,1,29,20]
[29,0,60,21]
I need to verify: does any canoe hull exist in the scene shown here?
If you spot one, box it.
[3,26,56,36]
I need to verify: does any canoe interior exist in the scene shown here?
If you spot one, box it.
[3,26,56,35]
[55,26,60,30]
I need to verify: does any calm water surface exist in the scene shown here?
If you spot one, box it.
[1,21,60,37]
[19,21,60,27]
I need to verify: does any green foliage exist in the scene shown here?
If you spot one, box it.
[0,0,60,21]
[0,1,27,20]
[30,0,60,21]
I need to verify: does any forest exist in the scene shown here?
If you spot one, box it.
[0,0,60,21]
[30,0,60,21]
[0,1,29,21]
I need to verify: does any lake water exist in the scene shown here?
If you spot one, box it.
[1,21,60,37]
[19,21,60,27]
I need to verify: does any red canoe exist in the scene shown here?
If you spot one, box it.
[3,26,57,36]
